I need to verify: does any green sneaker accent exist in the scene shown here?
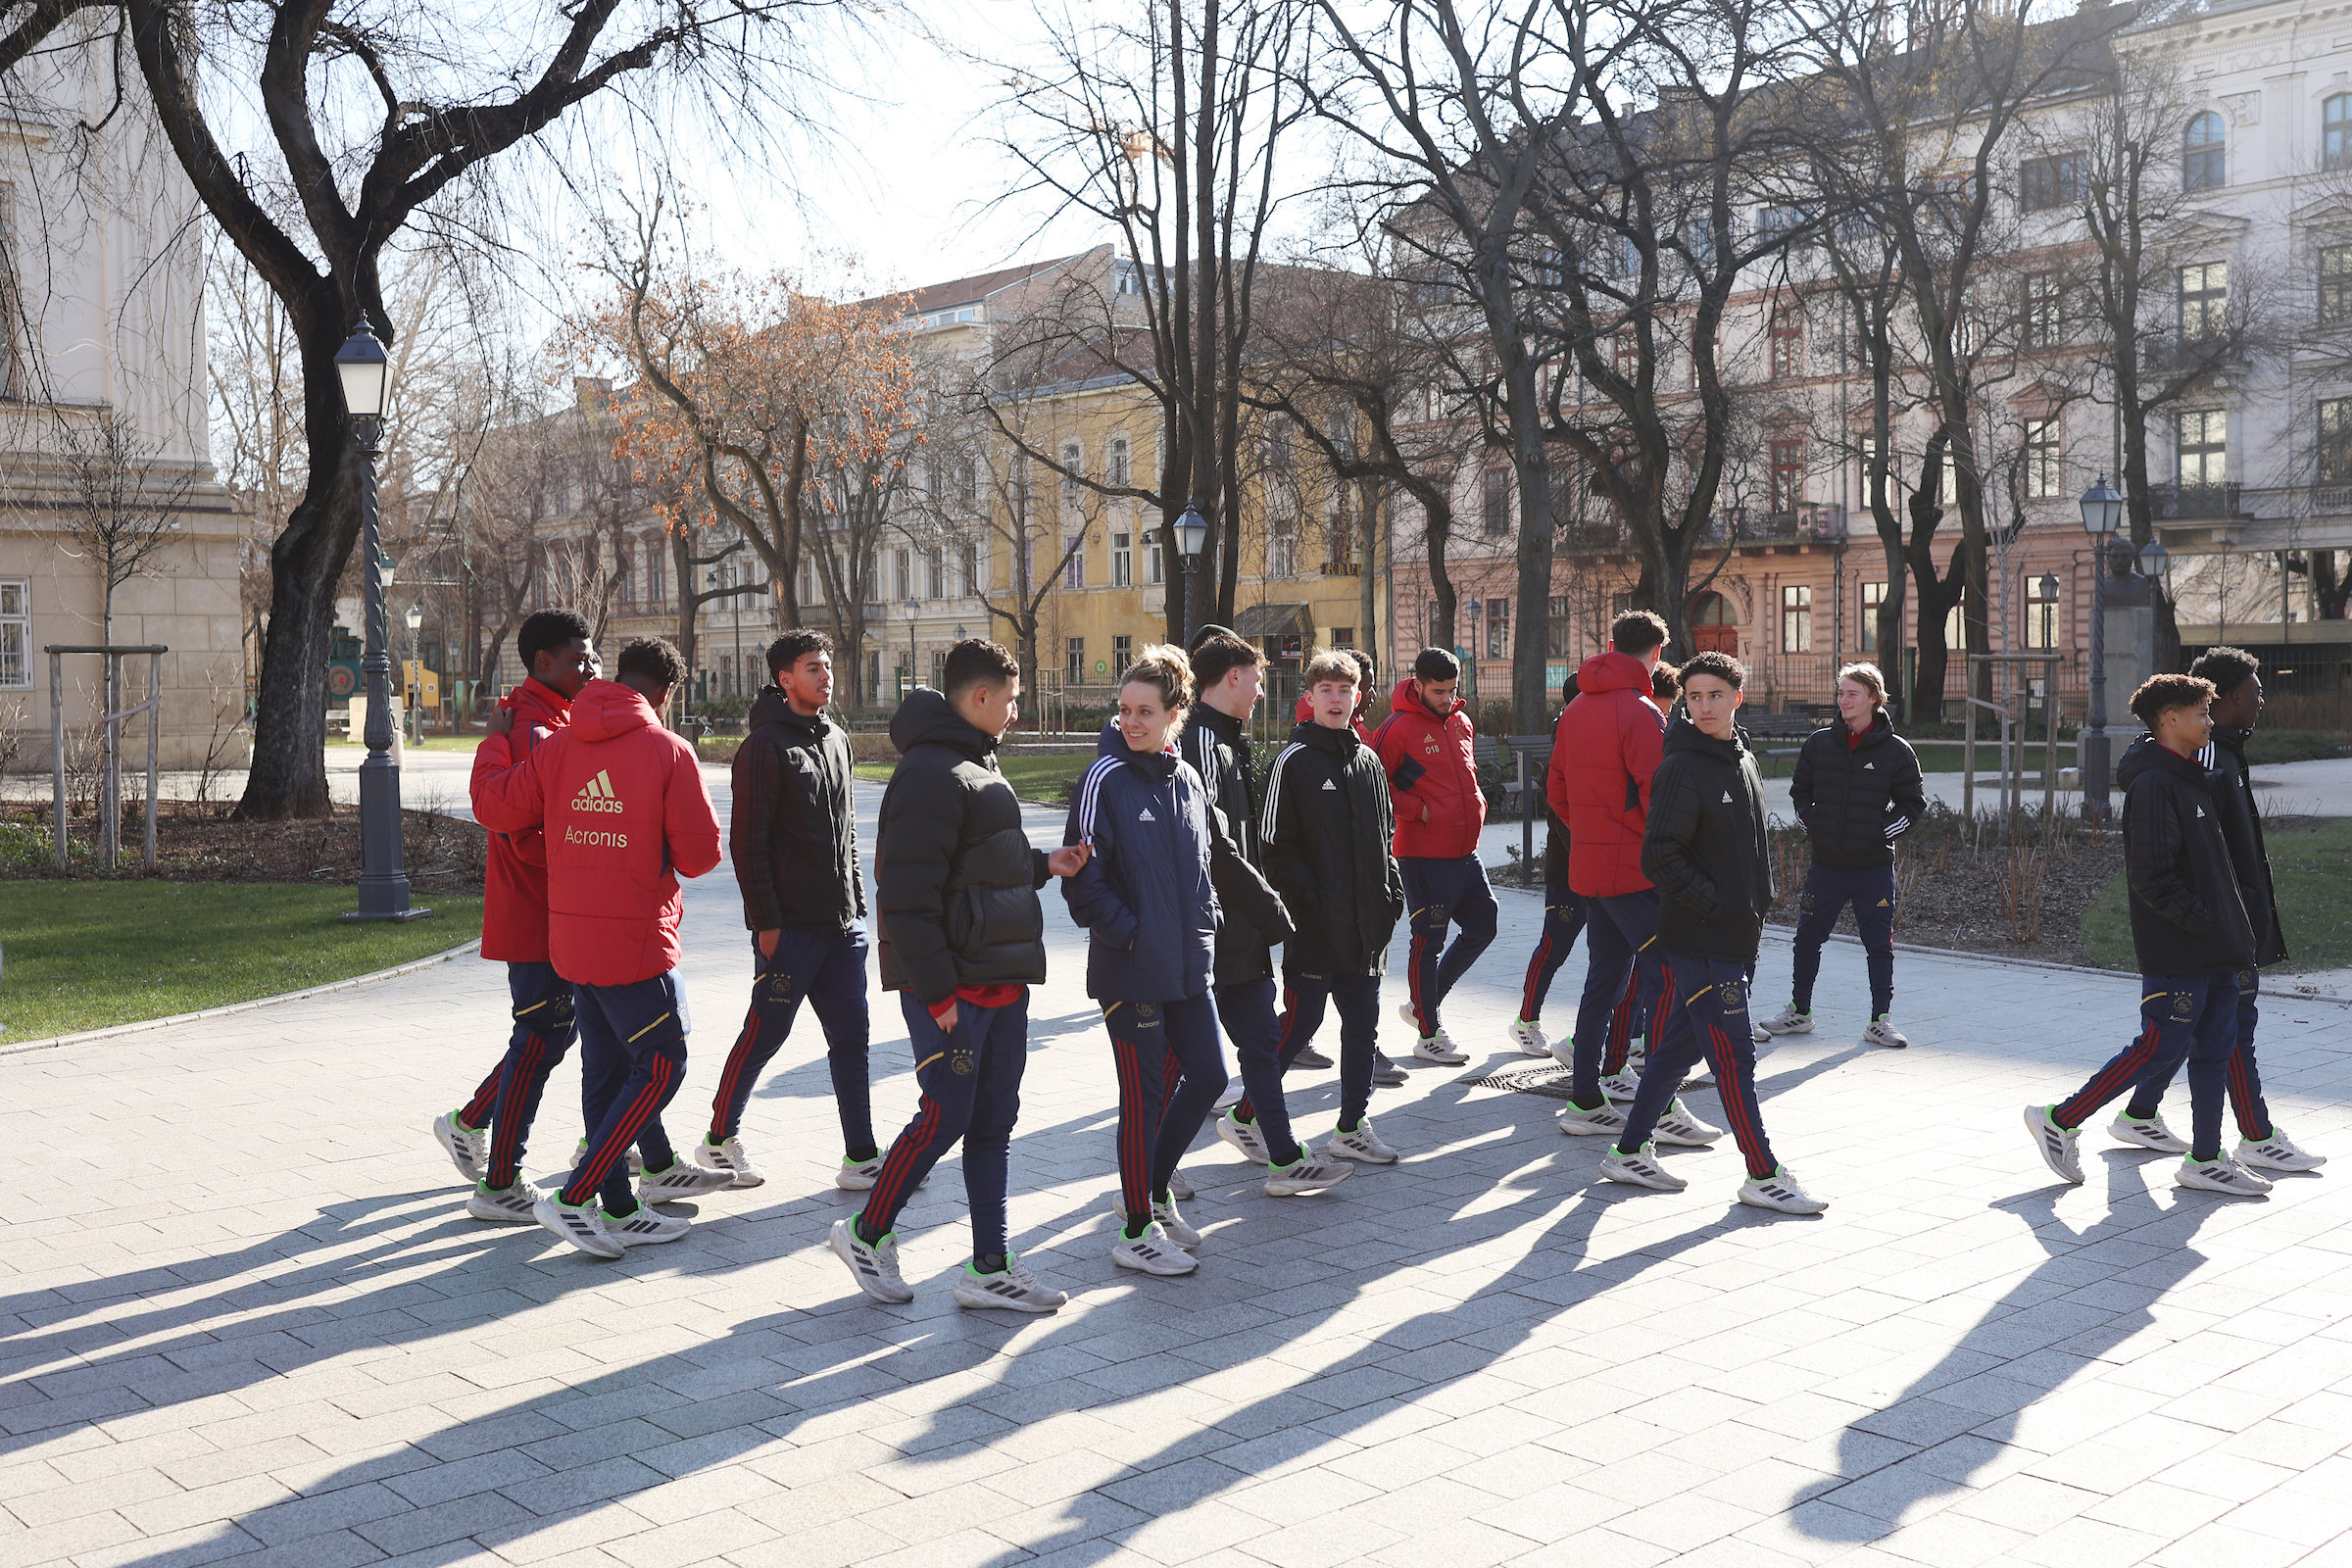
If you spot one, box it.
[1266,1155,1301,1174]
[452,1108,481,1134]
[640,1157,680,1176]
[475,1179,518,1197]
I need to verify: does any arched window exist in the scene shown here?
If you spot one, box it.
[2183,111,2226,191]
[2328,95,2352,170]
[1688,591,1738,655]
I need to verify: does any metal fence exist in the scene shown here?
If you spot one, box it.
[1740,648,2089,722]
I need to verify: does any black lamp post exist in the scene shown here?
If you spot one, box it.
[1174,503,1208,646]
[404,603,423,744]
[2080,474,2125,824]
[902,597,919,697]
[337,321,426,921]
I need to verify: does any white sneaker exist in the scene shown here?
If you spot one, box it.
[2176,1156,2273,1197]
[1508,1018,1550,1057]
[2024,1104,2084,1185]
[534,1195,622,1260]
[572,1138,644,1175]
[1599,1071,1642,1103]
[1598,1144,1688,1191]
[829,1216,914,1302]
[1414,1031,1470,1066]
[433,1110,488,1182]
[604,1204,692,1247]
[1326,1119,1400,1164]
[466,1181,538,1223]
[1750,1021,1771,1045]
[1214,1075,1247,1110]
[1263,1154,1353,1197]
[1215,1110,1269,1164]
[2109,1113,2188,1154]
[1396,1003,1424,1033]
[1151,1197,1201,1249]
[1740,1167,1829,1213]
[1556,1101,1628,1137]
[1862,1017,1910,1050]
[954,1252,1066,1312]
[637,1158,737,1204]
[1546,1037,1575,1069]
[1759,1004,1815,1037]
[835,1155,885,1192]
[1112,1222,1199,1275]
[1653,1098,1726,1147]
[1167,1167,1196,1200]
[2238,1129,2327,1172]
[694,1135,766,1189]
[1371,1053,1409,1087]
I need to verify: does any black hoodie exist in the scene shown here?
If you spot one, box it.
[2116,733,2260,975]
[1642,715,1773,963]
[1259,720,1404,976]
[873,688,1052,1004]
[1182,701,1293,985]
[2206,727,2286,968]
[1788,710,1927,869]
[731,687,865,932]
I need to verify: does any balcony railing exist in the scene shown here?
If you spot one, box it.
[1707,503,1848,543]
[2151,482,2241,520]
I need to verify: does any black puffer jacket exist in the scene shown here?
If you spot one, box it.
[874,688,1051,1004]
[731,688,865,932]
[2117,735,2257,975]
[2205,727,2287,968]
[1259,720,1404,976]
[1182,702,1294,985]
[1788,711,1927,869]
[1642,716,1773,964]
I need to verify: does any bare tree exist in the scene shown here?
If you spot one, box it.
[53,409,192,644]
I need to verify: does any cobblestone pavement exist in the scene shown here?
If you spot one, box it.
[7,779,2352,1568]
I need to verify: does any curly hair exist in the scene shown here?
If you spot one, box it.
[2187,645,2259,699]
[766,628,833,678]
[1678,650,1746,690]
[2130,672,2215,727]
[616,637,685,690]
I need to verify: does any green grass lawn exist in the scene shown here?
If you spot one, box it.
[0,883,481,1044]
[855,753,1096,804]
[329,733,485,752]
[2082,817,2352,971]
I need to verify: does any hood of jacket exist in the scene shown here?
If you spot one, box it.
[1294,717,1363,760]
[1389,675,1464,726]
[1097,718,1180,781]
[1664,712,1746,766]
[501,675,573,730]
[748,684,832,744]
[1837,710,1894,748]
[891,686,998,761]
[2213,724,2254,764]
[2116,731,2172,792]
[565,679,661,745]
[1576,650,1653,700]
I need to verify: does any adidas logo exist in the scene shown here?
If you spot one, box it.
[1138,808,1156,822]
[1864,761,1876,769]
[1322,779,1338,791]
[1721,791,1734,804]
[573,770,626,815]
[2195,806,2206,817]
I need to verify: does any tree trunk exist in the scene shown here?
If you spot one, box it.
[235,433,362,820]
[1424,496,1455,652]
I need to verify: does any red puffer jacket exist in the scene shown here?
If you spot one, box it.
[470,680,722,986]
[1372,676,1485,858]
[477,678,571,963]
[1547,651,1666,898]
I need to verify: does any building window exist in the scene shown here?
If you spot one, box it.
[1065,638,1086,685]
[1333,626,1355,648]
[2020,152,2084,212]
[2183,111,2227,192]
[2024,416,2061,499]
[931,648,947,687]
[1063,536,1085,589]
[957,457,978,506]
[1060,443,1083,502]
[1547,595,1572,659]
[1113,633,1132,671]
[1482,468,1511,536]
[1111,529,1132,587]
[2321,398,2352,483]
[1860,580,1886,654]
[1769,306,1804,380]
[2180,261,2229,342]
[2329,94,2352,170]
[958,542,978,597]
[2023,271,2065,348]
[894,549,911,601]
[800,556,819,607]
[2026,575,2060,650]
[2177,409,2228,489]
[1267,517,1298,578]
[1485,598,1510,660]
[1109,437,1130,488]
[1143,527,1162,585]
[0,579,25,687]
[2322,246,2352,327]
[1781,584,1813,654]
[1770,438,1806,514]
[645,540,664,608]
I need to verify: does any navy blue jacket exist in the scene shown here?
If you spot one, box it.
[1061,724,1286,1002]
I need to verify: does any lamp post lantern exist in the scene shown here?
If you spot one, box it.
[1173,503,1207,646]
[901,597,919,700]
[337,321,425,921]
[404,603,423,744]
[2079,475,2126,825]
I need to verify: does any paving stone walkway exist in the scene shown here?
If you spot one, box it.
[7,780,2352,1568]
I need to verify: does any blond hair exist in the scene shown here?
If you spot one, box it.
[1837,662,1886,706]
[1303,646,1362,689]
[1119,643,1196,715]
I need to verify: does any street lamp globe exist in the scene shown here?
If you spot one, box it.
[2037,572,2060,601]
[333,322,392,420]
[2079,475,2125,538]
[1173,504,1208,559]
[405,604,422,634]
[2138,538,2171,579]
[902,597,919,624]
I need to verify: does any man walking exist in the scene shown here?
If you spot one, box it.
[472,638,738,1259]
[829,639,1090,1312]
[431,610,599,1221]
[1599,652,1826,1214]
[697,629,881,1193]
[1374,648,1493,1066]
[1184,630,1354,1198]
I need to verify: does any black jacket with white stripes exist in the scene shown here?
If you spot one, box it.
[1183,702,1296,987]
[1259,720,1404,977]
[2118,735,2256,976]
[1788,710,1927,870]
